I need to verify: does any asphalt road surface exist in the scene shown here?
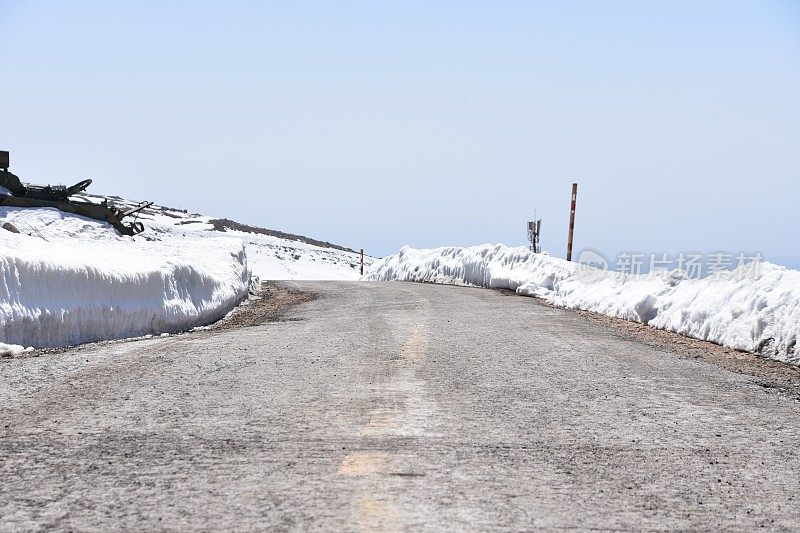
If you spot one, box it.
[2,281,800,531]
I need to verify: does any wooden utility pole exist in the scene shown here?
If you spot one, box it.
[360,249,364,275]
[566,183,577,261]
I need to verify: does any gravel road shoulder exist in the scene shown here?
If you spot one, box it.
[496,286,800,400]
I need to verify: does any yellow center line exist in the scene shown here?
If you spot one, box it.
[336,451,391,477]
[359,410,400,437]
[398,324,428,362]
[358,495,398,532]
[336,323,430,531]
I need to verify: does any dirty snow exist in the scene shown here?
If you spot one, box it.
[0,195,366,351]
[364,244,800,366]
[0,342,31,357]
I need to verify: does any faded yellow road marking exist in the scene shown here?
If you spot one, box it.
[358,495,398,532]
[339,324,430,531]
[359,410,400,437]
[398,324,427,362]
[336,451,391,476]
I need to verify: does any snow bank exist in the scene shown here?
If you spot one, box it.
[364,244,800,366]
[0,209,250,349]
[0,342,31,357]
[0,193,366,351]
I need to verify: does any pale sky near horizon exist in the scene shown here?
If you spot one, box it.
[1,1,799,266]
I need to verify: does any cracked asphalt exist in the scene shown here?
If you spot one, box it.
[2,281,800,531]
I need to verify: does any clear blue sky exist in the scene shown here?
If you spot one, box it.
[1,1,799,264]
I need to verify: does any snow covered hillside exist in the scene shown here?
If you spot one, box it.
[364,244,800,366]
[0,195,368,353]
[73,194,369,281]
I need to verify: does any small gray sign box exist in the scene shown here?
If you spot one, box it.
[0,151,8,169]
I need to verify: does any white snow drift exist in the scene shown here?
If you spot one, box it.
[0,213,250,349]
[364,244,800,366]
[0,195,366,352]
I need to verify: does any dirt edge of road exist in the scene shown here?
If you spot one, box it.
[210,281,316,331]
[505,289,800,400]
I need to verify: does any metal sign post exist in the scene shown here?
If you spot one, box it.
[566,182,577,261]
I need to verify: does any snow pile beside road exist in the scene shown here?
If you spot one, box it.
[0,208,250,349]
[0,192,366,351]
[0,342,32,357]
[365,244,800,365]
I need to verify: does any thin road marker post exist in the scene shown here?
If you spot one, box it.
[566,182,577,261]
[360,249,364,276]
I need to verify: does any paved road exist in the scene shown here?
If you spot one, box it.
[2,281,800,531]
